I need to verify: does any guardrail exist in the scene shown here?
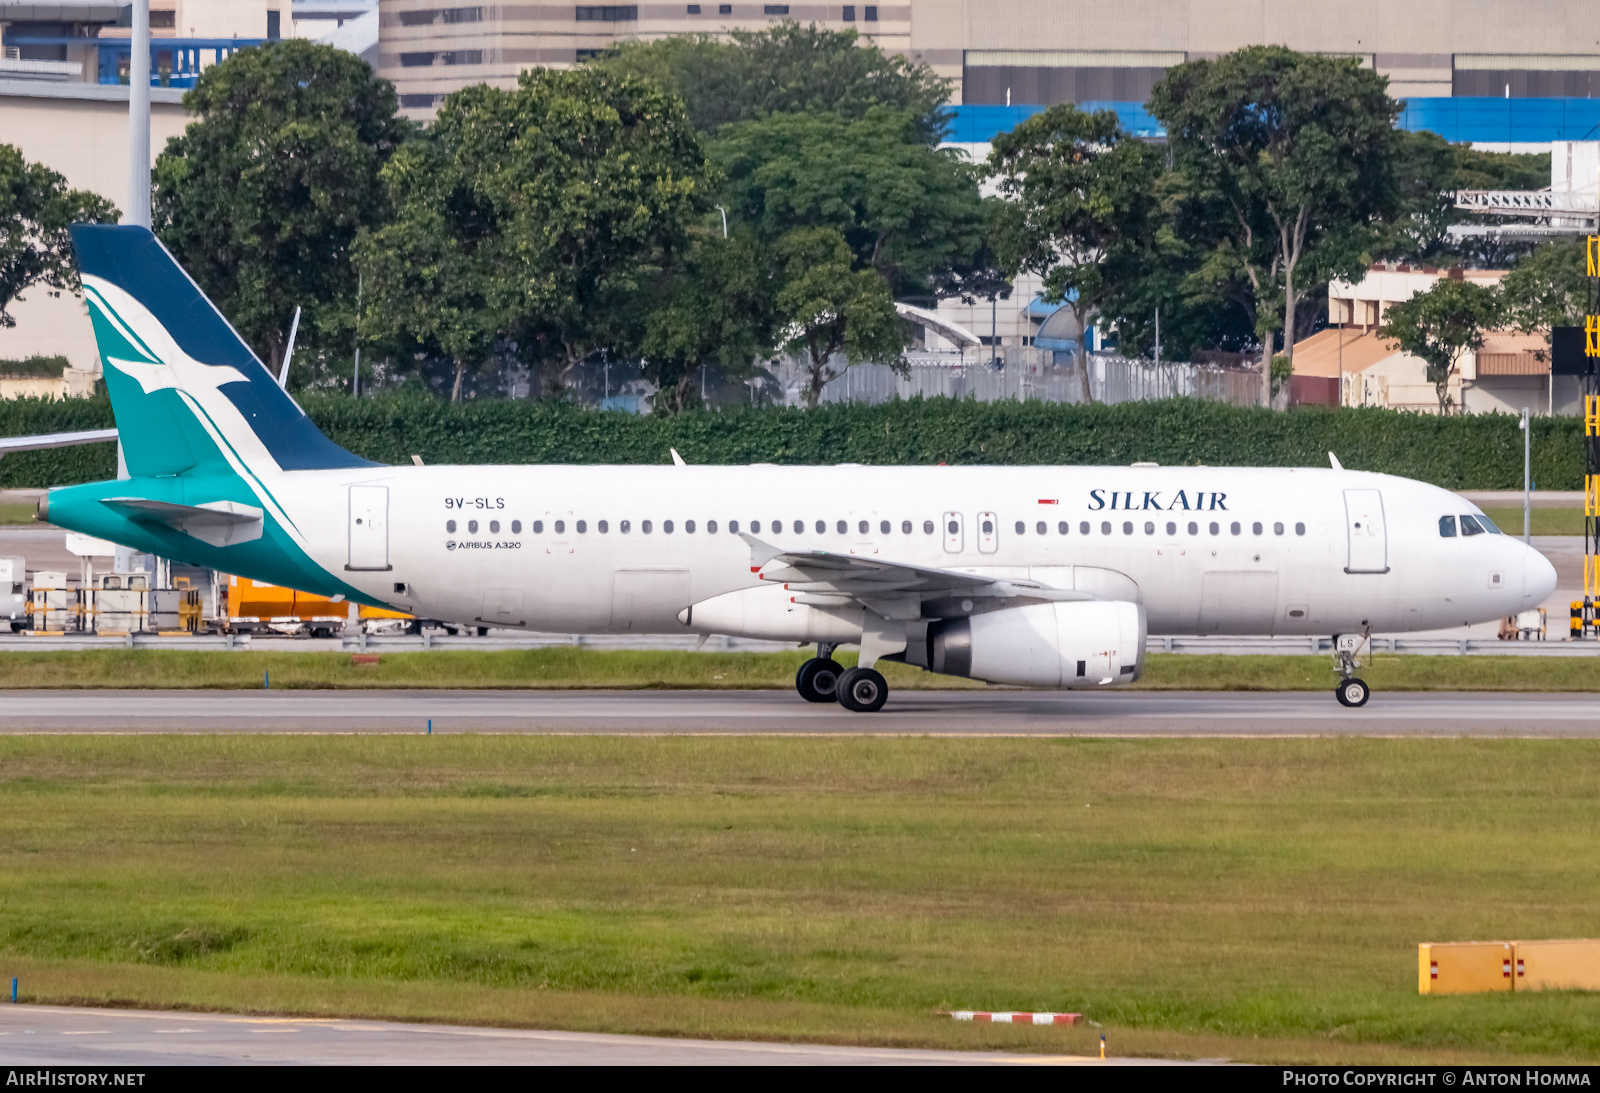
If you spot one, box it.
[0,633,1593,655]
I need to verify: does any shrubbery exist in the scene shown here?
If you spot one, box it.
[0,392,1580,491]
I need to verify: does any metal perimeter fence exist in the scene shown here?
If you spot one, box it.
[792,350,1264,408]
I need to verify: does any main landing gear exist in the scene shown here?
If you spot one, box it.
[1333,632,1371,708]
[795,644,889,713]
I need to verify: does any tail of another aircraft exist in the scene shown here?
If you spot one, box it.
[69,224,374,479]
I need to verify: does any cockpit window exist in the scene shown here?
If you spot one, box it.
[1459,514,1485,536]
[1476,514,1502,534]
[1439,515,1457,537]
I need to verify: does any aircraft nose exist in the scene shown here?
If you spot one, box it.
[1523,545,1558,606]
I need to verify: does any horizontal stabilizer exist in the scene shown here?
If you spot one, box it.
[100,496,264,548]
[0,428,118,457]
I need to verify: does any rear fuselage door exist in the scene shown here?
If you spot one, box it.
[942,511,963,553]
[347,485,390,571]
[1343,489,1389,574]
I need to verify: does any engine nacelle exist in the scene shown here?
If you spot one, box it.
[678,583,863,644]
[925,600,1146,688]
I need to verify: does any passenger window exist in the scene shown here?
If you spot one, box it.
[1209,522,1219,535]
[1187,521,1198,535]
[642,520,653,534]
[552,520,562,534]
[948,519,959,535]
[1273,522,1283,535]
[1012,521,1023,534]
[576,520,587,533]
[707,520,716,533]
[686,519,695,533]
[1439,515,1457,537]
[982,519,995,534]
[598,520,609,533]
[1165,521,1176,535]
[468,520,479,534]
[532,520,543,533]
[902,520,912,534]
[1252,522,1262,535]
[1459,514,1485,536]
[1230,521,1241,535]
[664,520,674,534]
[1123,521,1133,535]
[1080,521,1090,534]
[750,521,761,533]
[492,519,502,533]
[1036,521,1046,535]
[1058,521,1069,534]
[881,520,891,534]
[859,520,869,534]
[1101,521,1111,535]
[816,520,826,534]
[1295,522,1306,535]
[446,519,456,533]
[923,520,935,534]
[836,520,847,534]
[512,520,521,534]
[621,519,631,533]
[771,519,781,533]
[795,520,805,534]
[1144,521,1155,535]
[726,520,736,534]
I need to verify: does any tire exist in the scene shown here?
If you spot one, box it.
[1336,677,1370,708]
[836,666,889,713]
[795,658,844,703]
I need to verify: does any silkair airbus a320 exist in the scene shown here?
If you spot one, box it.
[39,226,1557,712]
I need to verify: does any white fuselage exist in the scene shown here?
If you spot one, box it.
[265,463,1556,638]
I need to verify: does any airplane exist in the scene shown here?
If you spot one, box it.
[35,224,1558,713]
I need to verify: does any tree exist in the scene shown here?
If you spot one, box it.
[1379,276,1501,413]
[1500,238,1591,343]
[987,104,1157,399]
[714,109,990,301]
[641,232,774,413]
[1381,130,1551,268]
[1150,47,1401,389]
[590,23,951,143]
[153,40,407,380]
[774,227,905,406]
[0,144,117,329]
[357,68,715,398]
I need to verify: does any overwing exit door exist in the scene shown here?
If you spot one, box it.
[347,484,391,571]
[1343,489,1388,574]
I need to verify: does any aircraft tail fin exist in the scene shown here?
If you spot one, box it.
[68,224,375,479]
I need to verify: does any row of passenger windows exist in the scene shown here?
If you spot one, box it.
[1439,514,1501,537]
[444,517,1309,537]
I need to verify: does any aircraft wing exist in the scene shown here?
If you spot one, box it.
[739,532,1092,620]
[100,497,264,548]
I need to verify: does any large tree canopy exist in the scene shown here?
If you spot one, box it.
[0,144,117,331]
[590,23,951,143]
[358,67,716,399]
[1150,47,1402,379]
[153,39,407,380]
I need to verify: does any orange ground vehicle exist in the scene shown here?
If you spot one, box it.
[219,575,413,636]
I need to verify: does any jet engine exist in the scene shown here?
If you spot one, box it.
[921,601,1146,688]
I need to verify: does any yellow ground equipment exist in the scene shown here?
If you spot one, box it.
[220,575,411,636]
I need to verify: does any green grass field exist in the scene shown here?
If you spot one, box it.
[2,735,1599,1063]
[0,648,1596,692]
[1481,507,1584,536]
[0,502,36,525]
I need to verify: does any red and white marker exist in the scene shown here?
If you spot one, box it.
[950,1011,1083,1026]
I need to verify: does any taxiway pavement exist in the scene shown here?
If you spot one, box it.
[0,688,1595,736]
[0,1004,1152,1066]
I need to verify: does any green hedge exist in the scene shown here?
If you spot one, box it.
[0,392,1584,490]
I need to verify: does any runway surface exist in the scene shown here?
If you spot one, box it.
[0,1005,1149,1066]
[0,688,1596,736]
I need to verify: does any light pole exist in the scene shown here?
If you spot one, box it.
[127,0,150,228]
[1520,406,1531,545]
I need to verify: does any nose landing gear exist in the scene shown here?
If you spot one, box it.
[1333,631,1371,708]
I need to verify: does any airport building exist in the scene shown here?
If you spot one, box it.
[377,0,1600,145]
